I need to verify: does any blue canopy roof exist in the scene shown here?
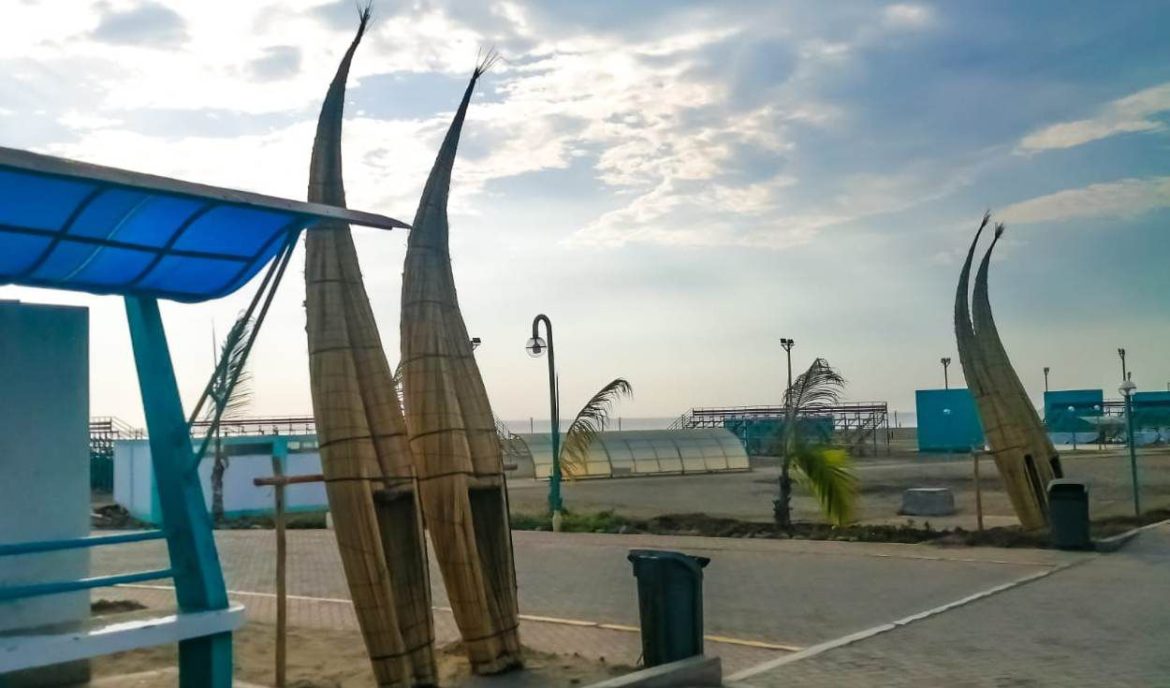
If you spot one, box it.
[0,147,407,303]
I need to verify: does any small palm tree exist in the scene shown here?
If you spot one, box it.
[560,378,633,481]
[204,316,254,524]
[774,358,858,529]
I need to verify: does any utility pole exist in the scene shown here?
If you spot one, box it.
[941,357,951,390]
[1118,348,1127,382]
[1043,366,1050,392]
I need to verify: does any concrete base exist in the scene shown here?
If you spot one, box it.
[584,656,721,688]
[899,488,955,516]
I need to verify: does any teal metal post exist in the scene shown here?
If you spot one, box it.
[125,296,233,687]
[1124,393,1141,516]
[530,314,561,515]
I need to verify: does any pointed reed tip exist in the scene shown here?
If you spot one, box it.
[355,1,372,31]
[474,46,502,79]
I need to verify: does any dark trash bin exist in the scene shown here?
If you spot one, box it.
[1048,479,1090,550]
[627,549,710,667]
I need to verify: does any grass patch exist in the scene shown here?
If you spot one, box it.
[508,508,1170,549]
[216,511,329,530]
[510,509,638,533]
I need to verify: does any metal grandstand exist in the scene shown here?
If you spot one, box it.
[669,402,891,456]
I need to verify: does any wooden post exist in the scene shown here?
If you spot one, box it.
[972,450,984,532]
[271,454,287,688]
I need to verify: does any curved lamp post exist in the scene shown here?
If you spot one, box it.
[1120,379,1140,515]
[526,314,562,528]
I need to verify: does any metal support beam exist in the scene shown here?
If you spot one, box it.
[125,296,233,688]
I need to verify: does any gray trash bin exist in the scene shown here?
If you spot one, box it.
[1048,479,1090,550]
[628,549,709,667]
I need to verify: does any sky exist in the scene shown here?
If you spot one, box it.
[2,0,1169,428]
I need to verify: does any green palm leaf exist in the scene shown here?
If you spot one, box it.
[560,378,632,478]
[790,445,857,526]
[203,315,254,423]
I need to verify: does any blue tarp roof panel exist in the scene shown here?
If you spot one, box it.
[0,146,408,303]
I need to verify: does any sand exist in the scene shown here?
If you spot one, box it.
[88,619,631,687]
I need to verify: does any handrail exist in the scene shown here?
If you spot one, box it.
[0,530,165,558]
[0,568,174,602]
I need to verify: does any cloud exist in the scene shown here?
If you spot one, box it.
[91,1,188,46]
[882,3,933,29]
[998,177,1170,225]
[1018,82,1170,153]
[248,46,302,81]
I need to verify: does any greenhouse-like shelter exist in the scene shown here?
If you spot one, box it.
[0,146,405,686]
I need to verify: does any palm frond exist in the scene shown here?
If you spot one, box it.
[784,358,846,412]
[560,378,632,479]
[790,445,858,525]
[204,315,254,422]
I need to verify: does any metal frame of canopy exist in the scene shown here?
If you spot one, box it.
[0,148,406,687]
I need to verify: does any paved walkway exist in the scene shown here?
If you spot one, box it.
[730,522,1170,686]
[92,529,1080,677]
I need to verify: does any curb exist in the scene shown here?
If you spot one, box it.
[1095,517,1170,553]
[583,655,721,688]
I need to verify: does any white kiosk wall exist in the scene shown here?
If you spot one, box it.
[0,303,90,645]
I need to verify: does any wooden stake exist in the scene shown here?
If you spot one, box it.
[271,455,287,688]
[973,450,984,532]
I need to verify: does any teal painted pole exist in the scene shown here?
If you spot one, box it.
[1125,393,1141,516]
[125,296,233,687]
[530,314,561,517]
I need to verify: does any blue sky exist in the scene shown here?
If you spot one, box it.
[1,0,1168,426]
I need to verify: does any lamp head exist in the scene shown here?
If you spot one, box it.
[1120,379,1137,397]
[526,336,546,357]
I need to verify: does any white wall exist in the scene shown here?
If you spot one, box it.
[114,438,327,522]
[0,302,90,633]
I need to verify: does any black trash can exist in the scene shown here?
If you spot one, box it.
[627,549,710,667]
[1048,480,1090,550]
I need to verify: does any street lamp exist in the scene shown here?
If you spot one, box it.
[1120,379,1140,516]
[526,314,562,529]
[1118,348,1127,382]
[779,338,795,405]
[1067,405,1077,451]
[941,357,951,390]
[1043,366,1050,392]
[776,338,795,524]
[470,337,482,351]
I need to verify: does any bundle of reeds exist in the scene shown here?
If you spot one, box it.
[971,224,1055,523]
[304,9,436,686]
[954,215,1050,529]
[400,53,523,675]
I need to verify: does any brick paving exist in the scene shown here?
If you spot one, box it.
[732,523,1170,687]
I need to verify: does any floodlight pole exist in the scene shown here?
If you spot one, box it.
[530,314,562,521]
[941,357,951,390]
[1043,366,1050,392]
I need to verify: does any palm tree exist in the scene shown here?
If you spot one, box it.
[773,358,858,529]
[559,378,633,481]
[204,316,254,524]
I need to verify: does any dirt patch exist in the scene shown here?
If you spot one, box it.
[91,621,630,687]
[91,504,151,530]
[511,508,1170,549]
[91,599,148,615]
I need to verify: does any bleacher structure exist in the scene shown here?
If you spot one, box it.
[669,402,891,456]
[88,417,143,492]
